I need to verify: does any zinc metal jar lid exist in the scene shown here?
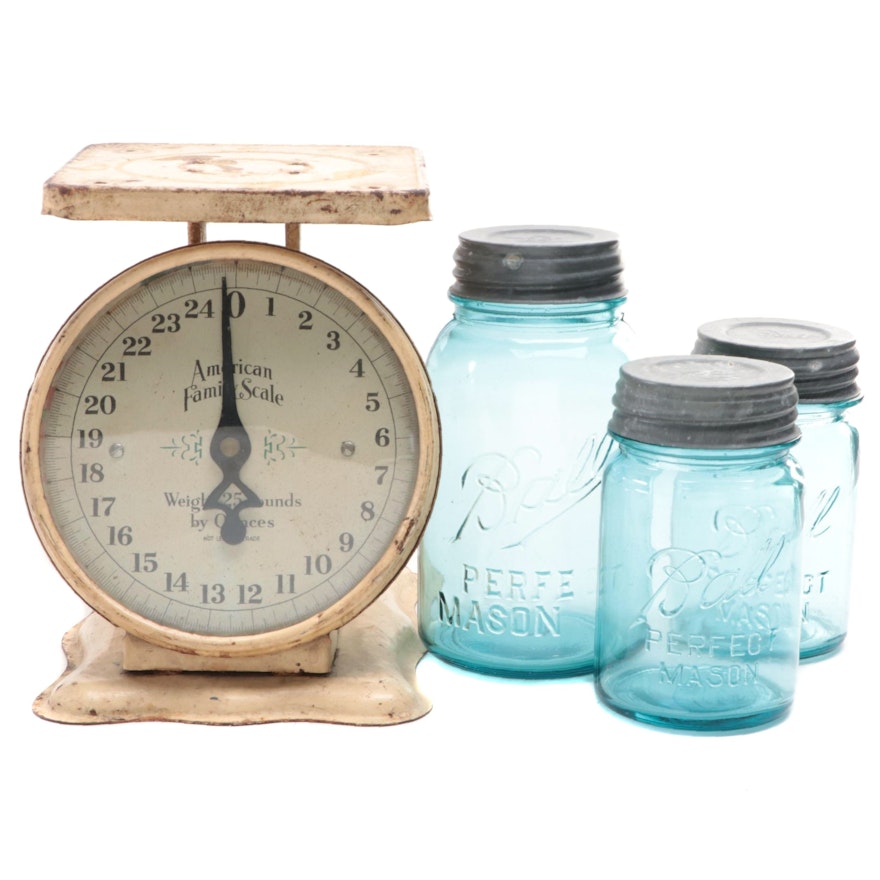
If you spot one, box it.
[609,355,800,449]
[450,225,625,303]
[693,317,860,403]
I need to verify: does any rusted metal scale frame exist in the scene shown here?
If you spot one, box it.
[26,144,438,724]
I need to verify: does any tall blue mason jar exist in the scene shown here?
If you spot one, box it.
[418,226,633,677]
[694,318,861,659]
[596,355,804,730]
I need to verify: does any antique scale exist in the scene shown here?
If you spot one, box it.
[21,144,441,725]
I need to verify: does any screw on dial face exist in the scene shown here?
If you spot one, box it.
[21,242,439,656]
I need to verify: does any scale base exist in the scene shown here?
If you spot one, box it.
[33,570,430,726]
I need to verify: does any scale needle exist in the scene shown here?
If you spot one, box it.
[204,276,263,544]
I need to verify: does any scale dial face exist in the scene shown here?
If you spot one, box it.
[22,241,439,656]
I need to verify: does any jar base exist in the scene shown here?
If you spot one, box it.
[800,632,846,662]
[419,610,596,679]
[598,695,792,732]
[596,667,794,731]
[425,642,593,679]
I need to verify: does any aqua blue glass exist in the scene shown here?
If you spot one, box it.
[595,356,803,730]
[795,401,860,657]
[418,226,632,677]
[693,318,862,659]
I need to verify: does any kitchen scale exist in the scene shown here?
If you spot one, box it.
[21,144,440,725]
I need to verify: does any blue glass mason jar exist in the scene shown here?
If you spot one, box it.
[694,318,861,659]
[595,355,804,730]
[418,226,633,677]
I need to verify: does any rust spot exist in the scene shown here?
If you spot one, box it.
[395,517,416,552]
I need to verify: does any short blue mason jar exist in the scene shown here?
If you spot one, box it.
[694,318,861,659]
[595,355,804,731]
[418,226,633,677]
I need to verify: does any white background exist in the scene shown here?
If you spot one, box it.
[3,3,877,877]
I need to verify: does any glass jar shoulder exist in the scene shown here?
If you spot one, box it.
[797,403,860,447]
[427,305,634,375]
[604,442,804,493]
[795,403,860,476]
